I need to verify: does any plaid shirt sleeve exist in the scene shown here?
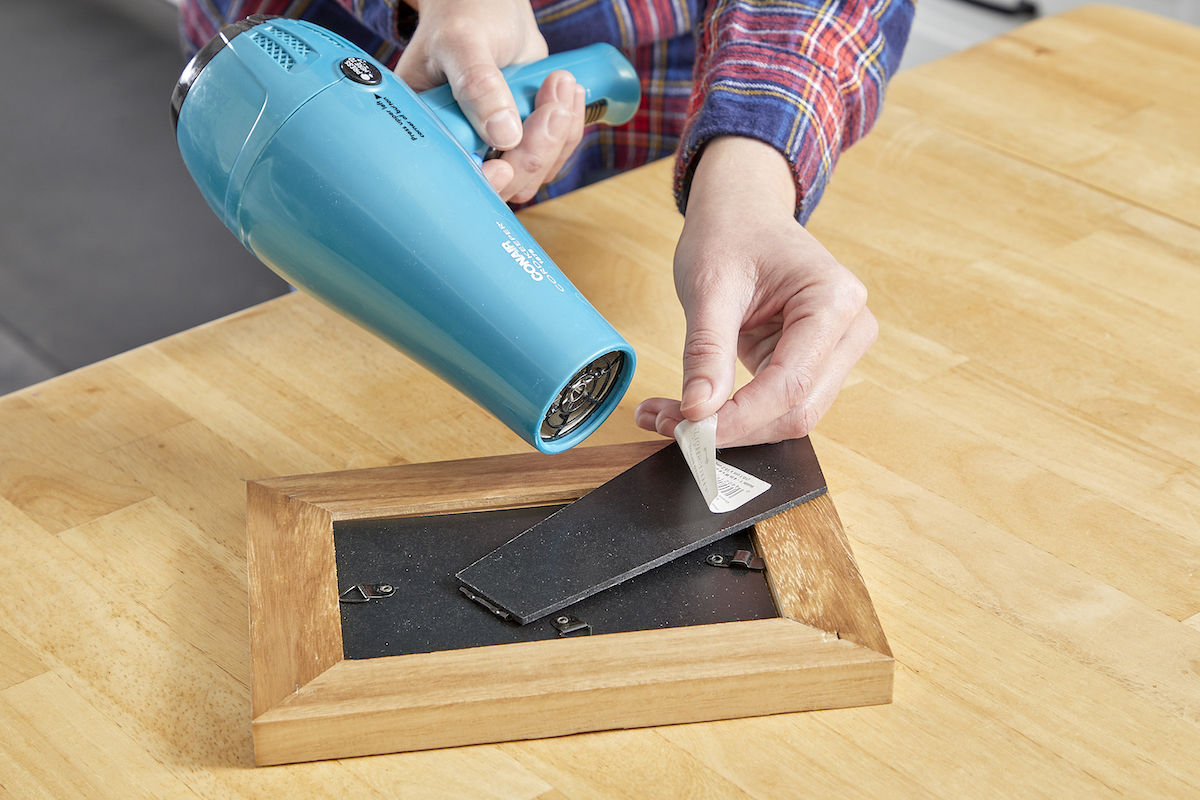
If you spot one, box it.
[676,0,913,222]
[178,0,913,222]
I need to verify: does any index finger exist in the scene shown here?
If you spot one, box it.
[718,289,865,442]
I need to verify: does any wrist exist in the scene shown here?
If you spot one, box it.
[686,137,796,225]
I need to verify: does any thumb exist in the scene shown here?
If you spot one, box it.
[446,57,523,150]
[396,41,523,150]
[678,291,741,422]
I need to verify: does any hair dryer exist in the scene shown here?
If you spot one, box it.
[171,16,641,453]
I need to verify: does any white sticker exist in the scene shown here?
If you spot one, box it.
[673,414,771,513]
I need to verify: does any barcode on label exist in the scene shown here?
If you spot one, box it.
[717,474,745,499]
[711,461,771,511]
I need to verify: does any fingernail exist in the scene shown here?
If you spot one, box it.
[656,414,681,437]
[556,74,577,105]
[547,107,570,138]
[681,379,712,412]
[635,409,655,430]
[485,110,522,149]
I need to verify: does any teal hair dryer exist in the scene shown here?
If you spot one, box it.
[171,16,640,453]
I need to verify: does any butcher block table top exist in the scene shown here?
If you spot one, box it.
[2,5,1198,797]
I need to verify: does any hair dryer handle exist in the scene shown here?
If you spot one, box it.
[417,43,640,158]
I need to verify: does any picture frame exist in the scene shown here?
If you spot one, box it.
[246,440,892,766]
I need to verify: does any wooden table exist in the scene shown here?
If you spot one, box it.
[2,5,1198,796]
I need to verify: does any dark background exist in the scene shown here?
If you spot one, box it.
[0,0,290,394]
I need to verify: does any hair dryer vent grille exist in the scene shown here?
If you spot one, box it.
[249,27,312,71]
[541,351,626,442]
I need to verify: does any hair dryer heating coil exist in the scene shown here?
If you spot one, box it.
[542,350,626,441]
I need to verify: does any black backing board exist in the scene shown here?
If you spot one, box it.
[456,438,826,624]
[334,505,778,659]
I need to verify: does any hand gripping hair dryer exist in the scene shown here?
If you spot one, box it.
[171,16,641,453]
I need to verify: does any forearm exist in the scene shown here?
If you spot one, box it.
[684,137,793,227]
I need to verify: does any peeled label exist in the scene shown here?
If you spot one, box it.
[673,414,771,513]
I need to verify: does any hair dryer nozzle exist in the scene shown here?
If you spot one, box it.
[542,351,627,442]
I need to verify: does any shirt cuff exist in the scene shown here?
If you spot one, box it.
[673,42,847,224]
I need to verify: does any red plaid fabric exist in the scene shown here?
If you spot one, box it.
[178,0,913,221]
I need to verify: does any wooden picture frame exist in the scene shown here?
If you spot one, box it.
[246,440,893,766]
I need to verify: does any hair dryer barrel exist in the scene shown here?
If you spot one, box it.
[172,17,640,453]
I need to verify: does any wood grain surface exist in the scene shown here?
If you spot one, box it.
[753,493,892,657]
[2,6,1198,797]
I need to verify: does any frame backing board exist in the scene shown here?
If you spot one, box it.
[335,509,779,658]
[246,440,893,766]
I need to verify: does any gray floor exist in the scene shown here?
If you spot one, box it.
[0,0,1184,396]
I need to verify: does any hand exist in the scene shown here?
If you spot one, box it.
[396,0,586,202]
[635,137,878,447]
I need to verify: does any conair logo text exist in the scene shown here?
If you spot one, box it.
[497,222,564,291]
